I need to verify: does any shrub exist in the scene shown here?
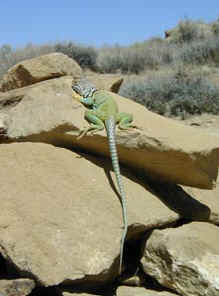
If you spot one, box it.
[176,36,219,65]
[97,39,176,74]
[96,45,145,74]
[0,44,14,78]
[54,42,97,70]
[166,19,210,44]
[131,38,177,67]
[119,67,219,117]
[211,19,219,35]
[176,20,203,43]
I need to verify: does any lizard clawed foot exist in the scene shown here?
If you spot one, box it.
[77,128,102,140]
[126,124,144,131]
[133,125,144,131]
[119,125,143,132]
[77,128,89,140]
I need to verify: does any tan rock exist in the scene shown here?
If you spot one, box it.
[117,286,177,296]
[139,181,216,222]
[63,293,98,296]
[0,143,178,286]
[110,77,123,93]
[141,222,219,296]
[70,91,219,190]
[83,71,123,92]
[119,275,144,287]
[0,279,35,296]
[0,53,82,91]
[0,76,77,138]
[182,185,219,224]
[1,81,219,189]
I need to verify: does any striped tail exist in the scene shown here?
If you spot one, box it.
[105,117,127,274]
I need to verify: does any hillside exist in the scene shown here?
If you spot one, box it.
[1,18,219,119]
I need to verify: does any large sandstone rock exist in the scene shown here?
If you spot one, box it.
[84,71,124,92]
[0,142,179,286]
[138,181,219,224]
[63,293,99,296]
[141,222,219,296]
[0,53,82,91]
[0,279,35,296]
[0,76,76,138]
[0,80,219,189]
[183,185,219,224]
[117,286,178,296]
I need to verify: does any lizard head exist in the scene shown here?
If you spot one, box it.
[72,79,97,97]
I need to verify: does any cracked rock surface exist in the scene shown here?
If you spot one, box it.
[141,222,219,296]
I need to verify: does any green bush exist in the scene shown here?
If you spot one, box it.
[176,20,203,43]
[166,19,209,44]
[96,46,145,73]
[54,42,97,70]
[211,20,219,35]
[131,38,177,67]
[119,67,219,117]
[0,44,14,78]
[176,37,219,65]
[97,39,176,74]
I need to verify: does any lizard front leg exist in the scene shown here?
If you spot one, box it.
[78,110,105,139]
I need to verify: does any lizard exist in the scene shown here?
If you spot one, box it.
[72,78,136,274]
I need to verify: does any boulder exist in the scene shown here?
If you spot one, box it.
[0,279,35,296]
[63,293,98,296]
[117,286,178,296]
[141,222,219,296]
[119,274,144,287]
[0,53,82,91]
[0,142,178,286]
[84,71,124,92]
[139,181,219,223]
[182,185,219,224]
[0,76,77,139]
[0,81,219,189]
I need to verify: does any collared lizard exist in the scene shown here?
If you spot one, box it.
[72,79,136,274]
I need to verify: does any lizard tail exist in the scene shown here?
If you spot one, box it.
[105,117,128,274]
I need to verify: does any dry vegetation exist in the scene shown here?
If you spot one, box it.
[1,18,219,117]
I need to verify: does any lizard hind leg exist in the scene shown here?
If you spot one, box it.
[77,110,105,139]
[117,112,137,130]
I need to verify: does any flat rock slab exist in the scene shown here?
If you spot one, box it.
[117,286,178,296]
[0,53,82,91]
[0,279,35,296]
[182,185,219,224]
[141,222,219,296]
[0,78,219,189]
[71,91,219,189]
[63,293,99,296]
[0,143,178,286]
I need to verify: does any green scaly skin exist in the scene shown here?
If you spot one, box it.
[76,89,135,274]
